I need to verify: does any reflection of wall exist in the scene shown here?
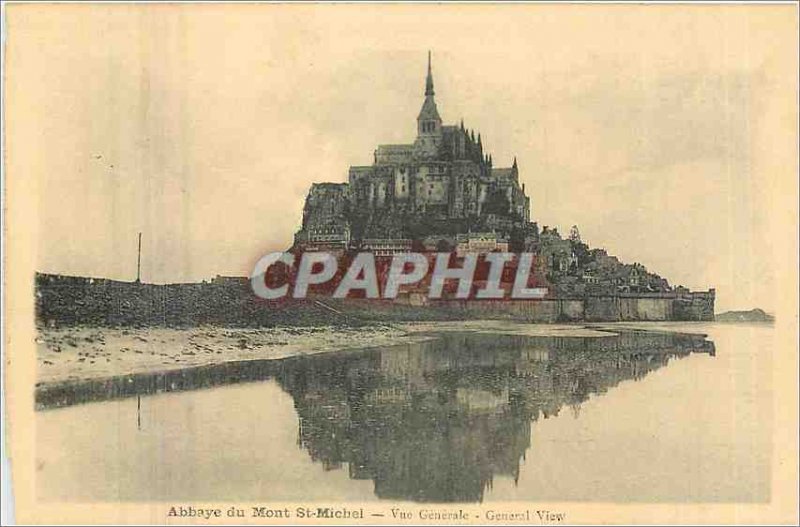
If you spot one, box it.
[275,331,714,503]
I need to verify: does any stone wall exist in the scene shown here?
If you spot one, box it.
[585,297,620,321]
[35,274,361,327]
[343,294,710,323]
[672,289,716,321]
[35,273,715,327]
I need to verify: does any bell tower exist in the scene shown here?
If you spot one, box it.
[415,51,443,156]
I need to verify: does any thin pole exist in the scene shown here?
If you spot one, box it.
[136,232,142,283]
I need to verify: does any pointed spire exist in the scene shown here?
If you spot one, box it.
[417,51,441,126]
[470,130,475,142]
[513,156,518,168]
[477,133,482,145]
[425,50,434,96]
[460,119,464,131]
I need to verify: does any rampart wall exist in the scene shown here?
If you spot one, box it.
[35,273,715,327]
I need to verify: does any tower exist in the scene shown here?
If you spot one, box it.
[569,225,581,243]
[415,51,442,157]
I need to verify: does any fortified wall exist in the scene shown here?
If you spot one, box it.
[35,273,715,327]
[34,273,351,327]
[337,291,715,323]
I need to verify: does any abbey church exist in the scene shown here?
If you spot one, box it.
[294,53,536,254]
[290,53,714,316]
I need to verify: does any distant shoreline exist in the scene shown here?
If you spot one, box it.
[715,308,775,323]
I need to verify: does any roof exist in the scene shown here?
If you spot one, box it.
[455,232,499,242]
[375,144,414,164]
[417,95,441,122]
[310,182,348,190]
[491,168,515,179]
[377,144,414,153]
[362,238,413,245]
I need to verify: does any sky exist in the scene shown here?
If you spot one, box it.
[6,4,798,313]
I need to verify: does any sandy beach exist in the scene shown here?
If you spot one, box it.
[35,321,621,386]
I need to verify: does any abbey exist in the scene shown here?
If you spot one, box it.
[287,52,714,317]
[294,52,535,253]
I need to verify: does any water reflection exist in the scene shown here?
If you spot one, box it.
[36,329,715,503]
[277,331,714,502]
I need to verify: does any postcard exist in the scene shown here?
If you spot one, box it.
[3,3,798,525]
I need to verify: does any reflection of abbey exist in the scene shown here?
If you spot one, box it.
[294,52,534,254]
[278,331,715,502]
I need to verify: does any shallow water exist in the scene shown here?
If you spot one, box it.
[36,323,772,503]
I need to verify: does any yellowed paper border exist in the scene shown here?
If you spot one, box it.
[3,3,798,525]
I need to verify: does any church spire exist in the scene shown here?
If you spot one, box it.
[417,51,441,131]
[425,50,434,96]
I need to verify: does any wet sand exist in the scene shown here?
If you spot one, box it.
[36,321,618,387]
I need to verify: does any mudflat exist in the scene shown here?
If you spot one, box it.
[35,321,615,386]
